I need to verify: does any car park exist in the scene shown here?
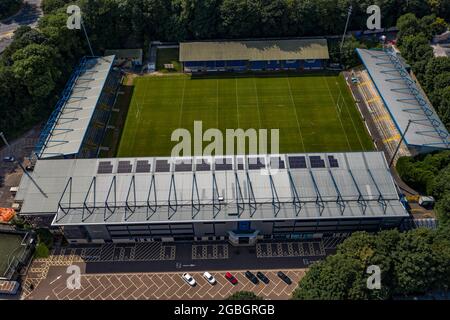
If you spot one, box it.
[256,272,269,284]
[277,271,292,285]
[245,271,259,284]
[225,272,238,285]
[203,271,216,285]
[182,273,196,286]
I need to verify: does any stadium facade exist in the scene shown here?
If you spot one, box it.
[179,39,330,73]
[356,48,450,154]
[16,152,409,245]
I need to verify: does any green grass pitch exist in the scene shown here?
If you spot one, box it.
[117,73,374,157]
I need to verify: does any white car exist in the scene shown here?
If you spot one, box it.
[182,273,196,286]
[203,271,216,285]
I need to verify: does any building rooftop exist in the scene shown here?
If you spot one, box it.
[180,38,330,62]
[356,48,449,150]
[35,56,116,159]
[15,152,408,226]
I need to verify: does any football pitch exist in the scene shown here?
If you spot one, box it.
[117,73,374,157]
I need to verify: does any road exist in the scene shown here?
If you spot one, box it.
[0,0,43,53]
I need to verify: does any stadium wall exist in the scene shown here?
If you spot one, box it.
[62,216,404,244]
[182,59,326,73]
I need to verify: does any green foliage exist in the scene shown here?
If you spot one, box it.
[41,0,70,14]
[34,243,50,258]
[227,291,263,300]
[328,37,368,69]
[36,228,54,249]
[0,6,84,141]
[292,228,450,299]
[396,13,450,144]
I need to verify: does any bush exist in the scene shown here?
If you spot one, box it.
[36,228,54,249]
[34,242,50,258]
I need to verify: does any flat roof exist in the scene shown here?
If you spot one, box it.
[15,152,408,226]
[38,56,115,159]
[179,39,329,62]
[357,48,449,149]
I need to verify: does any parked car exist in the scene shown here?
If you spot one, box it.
[277,271,292,285]
[182,273,196,286]
[256,272,269,284]
[203,271,216,285]
[3,156,15,163]
[225,272,238,285]
[245,271,259,285]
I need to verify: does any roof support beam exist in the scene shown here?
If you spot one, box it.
[104,176,116,221]
[168,174,177,219]
[269,174,281,217]
[287,171,302,216]
[146,175,157,220]
[56,177,73,222]
[192,173,201,219]
[82,177,96,222]
[328,170,346,215]
[125,176,136,220]
[246,172,257,217]
[348,169,367,215]
[212,173,221,219]
[309,171,325,216]
[235,172,244,217]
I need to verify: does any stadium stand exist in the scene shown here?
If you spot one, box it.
[15,152,409,244]
[357,48,450,154]
[180,39,329,73]
[34,56,122,160]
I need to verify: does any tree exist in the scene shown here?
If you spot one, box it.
[0,0,22,20]
[399,34,434,64]
[41,0,69,14]
[292,254,367,300]
[34,243,50,258]
[435,193,450,223]
[397,13,421,45]
[392,228,447,296]
[227,291,263,300]
[12,43,61,98]
[427,165,450,199]
[329,37,367,69]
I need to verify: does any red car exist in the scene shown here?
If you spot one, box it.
[225,272,238,285]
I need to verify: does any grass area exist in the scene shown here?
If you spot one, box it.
[156,48,182,73]
[117,72,373,157]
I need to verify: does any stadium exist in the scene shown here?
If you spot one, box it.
[16,38,442,245]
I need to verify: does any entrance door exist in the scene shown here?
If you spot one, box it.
[237,221,251,232]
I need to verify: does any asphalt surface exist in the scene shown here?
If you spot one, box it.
[0,0,43,53]
[21,238,344,300]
